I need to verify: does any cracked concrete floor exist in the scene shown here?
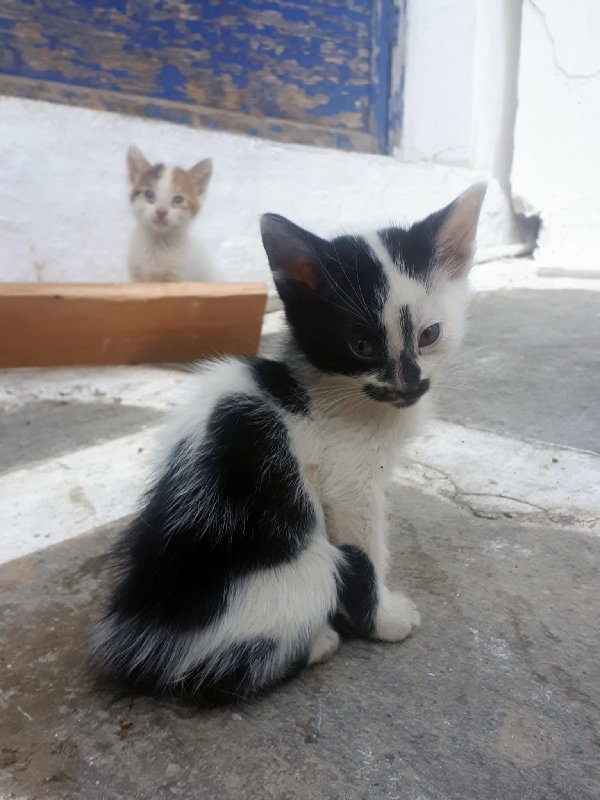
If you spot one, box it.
[1,287,599,799]
[2,492,599,800]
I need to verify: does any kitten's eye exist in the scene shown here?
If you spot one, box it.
[144,189,155,202]
[419,323,441,349]
[172,195,184,205]
[349,336,377,360]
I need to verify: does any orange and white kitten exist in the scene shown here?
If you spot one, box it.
[127,145,213,282]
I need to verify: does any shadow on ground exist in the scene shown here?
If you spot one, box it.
[1,488,599,800]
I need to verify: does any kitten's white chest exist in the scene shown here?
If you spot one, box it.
[309,400,429,501]
[127,227,211,282]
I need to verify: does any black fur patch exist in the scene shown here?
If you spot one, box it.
[362,383,398,404]
[267,228,390,377]
[334,545,378,639]
[108,394,314,636]
[398,305,421,392]
[377,360,396,384]
[251,359,310,415]
[191,638,276,699]
[362,381,429,407]
[378,202,453,282]
[197,637,308,701]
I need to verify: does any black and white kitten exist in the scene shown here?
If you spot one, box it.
[93,183,487,698]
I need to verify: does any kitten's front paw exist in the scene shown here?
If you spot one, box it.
[374,591,420,642]
[308,624,340,665]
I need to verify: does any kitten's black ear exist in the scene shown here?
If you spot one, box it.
[127,145,150,184]
[188,158,213,196]
[260,214,324,293]
[428,182,487,278]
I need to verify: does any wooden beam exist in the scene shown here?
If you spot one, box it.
[0,283,267,368]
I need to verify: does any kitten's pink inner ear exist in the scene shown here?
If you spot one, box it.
[436,182,487,277]
[286,260,320,291]
[261,214,322,292]
[127,145,150,184]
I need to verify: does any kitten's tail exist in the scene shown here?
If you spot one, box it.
[92,533,345,699]
[92,612,306,699]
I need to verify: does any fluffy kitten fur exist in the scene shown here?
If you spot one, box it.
[95,183,487,699]
[127,145,213,282]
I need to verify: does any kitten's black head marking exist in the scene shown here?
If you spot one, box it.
[362,378,430,407]
[362,305,428,405]
[260,214,389,377]
[378,216,442,283]
[379,183,487,281]
[398,305,421,391]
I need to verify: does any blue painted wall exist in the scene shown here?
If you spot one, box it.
[0,0,402,152]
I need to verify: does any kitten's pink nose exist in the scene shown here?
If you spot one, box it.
[155,208,168,223]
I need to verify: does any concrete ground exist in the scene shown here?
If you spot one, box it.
[1,264,599,799]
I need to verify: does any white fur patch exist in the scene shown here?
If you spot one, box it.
[374,586,421,641]
[157,358,259,460]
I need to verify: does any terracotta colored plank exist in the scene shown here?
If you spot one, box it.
[0,283,267,368]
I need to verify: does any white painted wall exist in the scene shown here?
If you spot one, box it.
[511,0,600,270]
[400,0,521,184]
[400,0,478,168]
[0,97,510,285]
[471,0,522,190]
[399,0,523,247]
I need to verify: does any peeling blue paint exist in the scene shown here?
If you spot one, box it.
[155,62,188,100]
[144,103,191,126]
[0,0,403,153]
